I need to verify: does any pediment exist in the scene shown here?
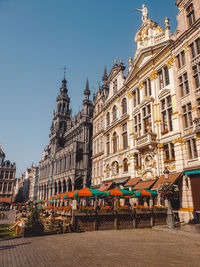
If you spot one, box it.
[158,88,171,99]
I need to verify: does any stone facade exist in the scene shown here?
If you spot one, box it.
[0,146,16,204]
[92,1,200,222]
[38,78,93,200]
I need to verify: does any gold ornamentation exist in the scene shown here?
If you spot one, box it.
[172,138,186,144]
[165,56,175,68]
[129,153,135,157]
[164,17,170,27]
[194,134,200,140]
[153,160,157,168]
[117,98,120,103]
[184,45,189,52]
[167,163,176,171]
[128,57,132,64]
[172,112,178,116]
[138,81,144,89]
[127,91,133,98]
[137,170,142,175]
[158,143,163,149]
[154,120,161,123]
[157,26,163,33]
[148,70,158,80]
[179,5,184,11]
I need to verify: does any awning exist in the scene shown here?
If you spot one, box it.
[124,178,140,187]
[151,172,182,190]
[98,182,113,191]
[133,180,156,190]
[185,170,200,175]
[0,197,11,203]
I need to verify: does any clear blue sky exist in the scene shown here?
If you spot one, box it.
[0,0,178,177]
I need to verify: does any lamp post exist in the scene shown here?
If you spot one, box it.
[164,166,175,229]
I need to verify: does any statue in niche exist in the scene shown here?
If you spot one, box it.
[145,154,153,168]
[135,4,148,23]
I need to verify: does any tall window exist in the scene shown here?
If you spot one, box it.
[112,105,117,121]
[193,64,200,91]
[134,113,142,136]
[113,79,117,94]
[10,171,13,179]
[144,79,152,96]
[8,182,12,192]
[122,98,127,115]
[190,38,200,58]
[100,160,103,176]
[197,97,200,116]
[158,67,170,90]
[106,112,110,127]
[187,138,198,159]
[3,182,7,193]
[101,136,103,152]
[122,123,128,149]
[182,103,193,128]
[176,51,185,68]
[106,134,110,155]
[0,171,4,179]
[143,104,151,134]
[161,96,173,134]
[179,72,190,97]
[5,171,9,179]
[186,3,195,27]
[112,132,118,153]
[123,158,128,172]
[163,143,175,163]
[0,182,2,191]
[133,88,140,107]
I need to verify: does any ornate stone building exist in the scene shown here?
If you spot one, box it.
[14,165,39,202]
[92,1,200,222]
[38,77,93,200]
[0,146,16,205]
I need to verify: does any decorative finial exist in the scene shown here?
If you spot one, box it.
[164,17,170,27]
[63,65,66,79]
[114,59,117,65]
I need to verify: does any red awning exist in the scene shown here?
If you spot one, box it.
[0,197,12,203]
[133,180,156,190]
[124,177,140,187]
[98,182,113,191]
[151,172,182,190]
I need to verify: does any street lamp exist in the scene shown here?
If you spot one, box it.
[163,166,175,229]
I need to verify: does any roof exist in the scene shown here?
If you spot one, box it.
[0,146,5,157]
[98,182,113,191]
[133,180,156,190]
[124,177,140,187]
[151,172,182,190]
[0,197,11,203]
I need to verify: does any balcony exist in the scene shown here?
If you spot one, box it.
[136,132,157,150]
[193,117,200,134]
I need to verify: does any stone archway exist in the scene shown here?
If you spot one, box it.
[54,181,57,195]
[58,181,62,193]
[63,179,67,193]
[67,178,72,192]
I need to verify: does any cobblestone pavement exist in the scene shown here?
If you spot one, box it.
[1,229,200,267]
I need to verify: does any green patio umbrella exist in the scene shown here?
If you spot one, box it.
[134,189,157,197]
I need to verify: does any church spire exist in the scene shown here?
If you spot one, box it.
[102,66,108,83]
[84,78,90,100]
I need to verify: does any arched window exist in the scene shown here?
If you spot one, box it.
[112,161,119,175]
[123,158,128,172]
[112,132,118,153]
[106,112,110,127]
[112,105,117,121]
[122,98,127,115]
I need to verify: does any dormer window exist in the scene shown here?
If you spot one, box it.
[186,3,195,27]
[113,79,117,94]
